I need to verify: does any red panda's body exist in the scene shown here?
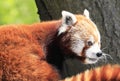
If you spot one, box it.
[0,21,62,81]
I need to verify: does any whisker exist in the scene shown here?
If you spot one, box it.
[97,53,112,64]
[103,54,108,63]
[103,53,113,60]
[103,53,119,64]
[102,46,108,51]
[99,55,107,64]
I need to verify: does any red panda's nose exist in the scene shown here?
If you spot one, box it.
[96,52,102,57]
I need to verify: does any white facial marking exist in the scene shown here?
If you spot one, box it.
[83,9,90,19]
[85,58,98,64]
[58,25,68,35]
[71,39,85,56]
[85,43,101,64]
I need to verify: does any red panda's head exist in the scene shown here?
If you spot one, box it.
[58,9,102,64]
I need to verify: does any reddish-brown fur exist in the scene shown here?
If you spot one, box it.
[0,20,61,81]
[0,13,120,81]
[62,64,120,81]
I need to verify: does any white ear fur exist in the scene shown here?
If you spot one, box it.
[62,10,77,25]
[83,9,90,19]
[58,11,77,35]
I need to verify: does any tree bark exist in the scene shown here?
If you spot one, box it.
[35,0,120,78]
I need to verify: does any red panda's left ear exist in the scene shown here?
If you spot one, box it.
[83,9,90,19]
[58,11,77,35]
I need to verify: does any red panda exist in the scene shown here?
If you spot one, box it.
[0,9,119,81]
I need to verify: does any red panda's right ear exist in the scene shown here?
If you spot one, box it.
[58,11,77,35]
[61,11,77,25]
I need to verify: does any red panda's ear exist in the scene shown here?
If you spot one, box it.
[61,10,77,25]
[83,9,90,19]
[58,11,77,35]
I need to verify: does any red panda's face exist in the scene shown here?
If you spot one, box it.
[58,10,102,64]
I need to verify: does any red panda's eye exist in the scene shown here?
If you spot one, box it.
[87,41,93,46]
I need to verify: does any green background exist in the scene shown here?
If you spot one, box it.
[0,0,39,25]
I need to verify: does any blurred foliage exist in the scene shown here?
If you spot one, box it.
[0,0,39,25]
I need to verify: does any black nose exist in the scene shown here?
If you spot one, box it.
[96,52,102,57]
